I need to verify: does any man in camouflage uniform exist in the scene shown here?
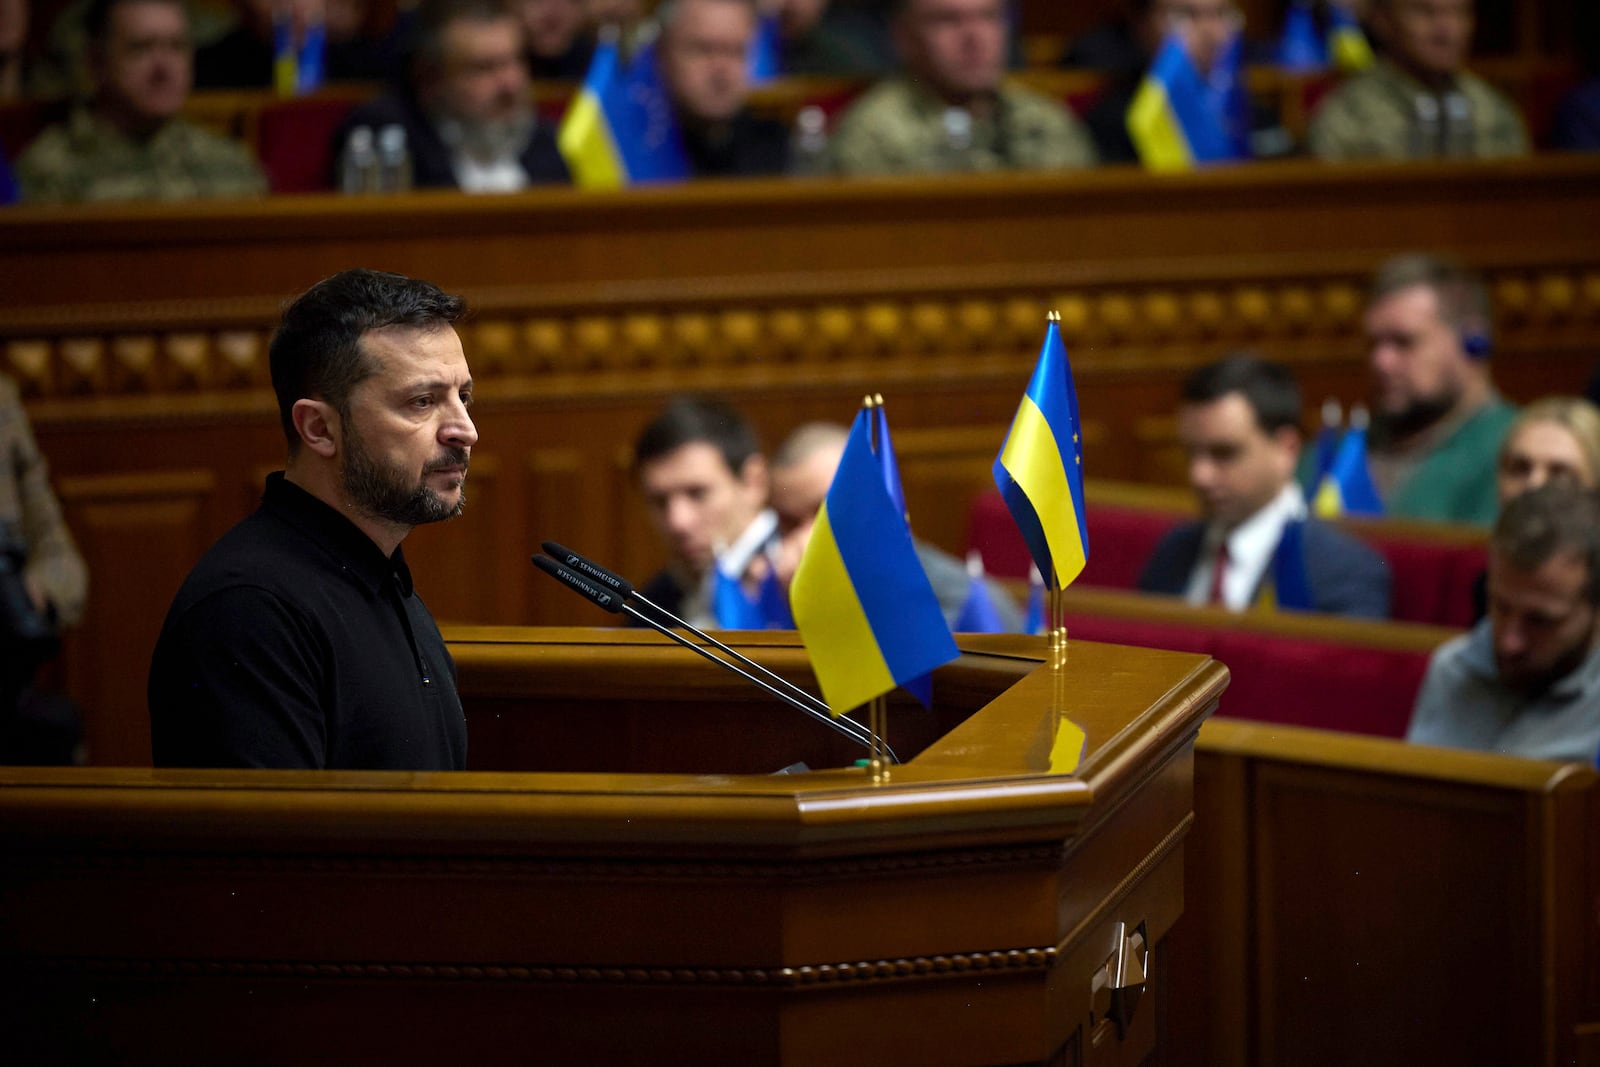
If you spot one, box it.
[1307,0,1527,161]
[827,0,1097,175]
[17,0,266,203]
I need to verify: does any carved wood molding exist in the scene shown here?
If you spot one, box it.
[20,946,1058,989]
[5,265,1597,403]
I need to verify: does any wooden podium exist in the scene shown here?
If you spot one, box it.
[0,629,1224,1066]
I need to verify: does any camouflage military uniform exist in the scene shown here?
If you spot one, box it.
[1307,59,1529,162]
[828,77,1098,175]
[0,377,86,627]
[16,109,267,204]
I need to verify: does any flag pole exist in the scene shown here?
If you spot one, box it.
[869,695,889,783]
[863,394,890,782]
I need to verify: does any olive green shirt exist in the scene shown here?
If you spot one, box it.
[828,76,1098,176]
[17,108,268,204]
[1307,59,1529,162]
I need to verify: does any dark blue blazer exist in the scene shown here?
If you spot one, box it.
[1136,518,1391,619]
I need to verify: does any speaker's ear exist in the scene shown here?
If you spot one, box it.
[1461,330,1493,360]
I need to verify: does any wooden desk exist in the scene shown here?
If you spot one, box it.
[0,628,1224,1066]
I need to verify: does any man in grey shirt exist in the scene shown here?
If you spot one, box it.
[1407,483,1600,763]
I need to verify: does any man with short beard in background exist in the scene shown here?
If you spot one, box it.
[1362,253,1516,525]
[332,0,568,191]
[149,270,478,770]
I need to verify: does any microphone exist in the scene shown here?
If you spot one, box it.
[531,552,887,757]
[541,541,848,727]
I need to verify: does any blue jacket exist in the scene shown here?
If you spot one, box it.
[1136,517,1391,619]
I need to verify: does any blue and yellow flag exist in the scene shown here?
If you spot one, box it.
[993,318,1089,591]
[1277,0,1327,70]
[1313,417,1384,517]
[1262,519,1316,612]
[1328,4,1375,72]
[273,15,325,97]
[747,12,782,84]
[790,409,959,715]
[558,35,690,188]
[1127,32,1243,171]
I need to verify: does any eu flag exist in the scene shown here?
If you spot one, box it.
[747,12,782,84]
[558,34,690,188]
[993,317,1089,591]
[790,409,959,715]
[1277,0,1328,70]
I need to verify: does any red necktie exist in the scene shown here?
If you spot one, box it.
[1208,540,1230,606]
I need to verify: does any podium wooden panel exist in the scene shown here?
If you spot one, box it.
[0,629,1224,1066]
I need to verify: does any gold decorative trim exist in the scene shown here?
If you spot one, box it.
[4,267,1594,401]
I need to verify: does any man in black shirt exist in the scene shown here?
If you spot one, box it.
[655,0,790,177]
[149,269,476,770]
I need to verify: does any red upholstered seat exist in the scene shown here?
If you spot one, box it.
[967,487,1487,628]
[255,95,362,193]
[1062,612,1432,738]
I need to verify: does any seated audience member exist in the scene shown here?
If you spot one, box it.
[1407,483,1600,763]
[1363,254,1516,525]
[1307,0,1528,161]
[1062,0,1273,164]
[149,269,475,770]
[0,375,89,764]
[631,396,777,629]
[1466,397,1600,619]
[768,421,1024,630]
[766,0,893,76]
[194,0,413,89]
[655,0,789,177]
[1496,399,1600,506]
[17,0,268,203]
[332,0,569,192]
[828,0,1097,175]
[515,0,595,79]
[1138,354,1391,618]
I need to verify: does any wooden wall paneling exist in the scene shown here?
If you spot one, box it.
[1249,764,1537,1065]
[55,470,219,766]
[526,443,612,627]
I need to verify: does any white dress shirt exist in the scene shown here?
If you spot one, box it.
[1183,483,1308,611]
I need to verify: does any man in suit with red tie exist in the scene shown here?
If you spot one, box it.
[1137,354,1392,618]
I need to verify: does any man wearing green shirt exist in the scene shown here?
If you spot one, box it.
[18,0,266,203]
[1364,253,1516,526]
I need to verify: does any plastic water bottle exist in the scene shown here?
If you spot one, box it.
[339,126,377,194]
[789,105,829,176]
[376,124,413,193]
[940,107,974,172]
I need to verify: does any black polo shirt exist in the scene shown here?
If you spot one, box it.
[149,473,467,770]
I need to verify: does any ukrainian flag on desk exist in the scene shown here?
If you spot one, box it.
[558,34,690,188]
[1127,32,1247,171]
[1313,416,1384,518]
[1260,519,1316,612]
[993,317,1089,591]
[790,410,959,715]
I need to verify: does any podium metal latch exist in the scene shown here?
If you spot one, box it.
[1090,920,1148,1040]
